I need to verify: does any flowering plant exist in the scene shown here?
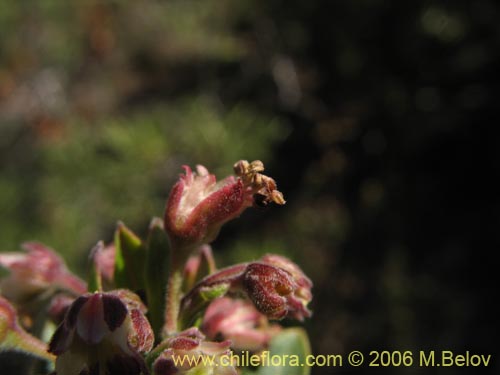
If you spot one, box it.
[1,160,312,375]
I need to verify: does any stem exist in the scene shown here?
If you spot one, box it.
[163,243,193,336]
[164,267,183,335]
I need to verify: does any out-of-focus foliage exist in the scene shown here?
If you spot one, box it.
[0,1,287,269]
[1,0,498,374]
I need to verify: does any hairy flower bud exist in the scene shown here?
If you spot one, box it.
[164,165,251,252]
[180,255,312,324]
[164,161,284,253]
[260,254,313,317]
[48,290,153,375]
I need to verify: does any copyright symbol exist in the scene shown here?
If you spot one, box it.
[348,351,364,366]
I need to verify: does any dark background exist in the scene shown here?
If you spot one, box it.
[1,1,498,374]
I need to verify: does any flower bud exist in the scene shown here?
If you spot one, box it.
[164,165,251,252]
[260,254,313,316]
[153,327,236,375]
[48,290,153,375]
[242,255,312,321]
[0,242,86,304]
[164,161,285,253]
[202,297,280,352]
[180,255,312,324]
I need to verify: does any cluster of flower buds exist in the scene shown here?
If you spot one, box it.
[0,159,312,375]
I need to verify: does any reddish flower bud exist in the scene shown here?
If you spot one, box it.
[202,297,280,352]
[48,290,153,375]
[153,327,236,375]
[260,254,313,317]
[0,242,86,304]
[164,165,252,251]
[164,161,285,253]
[180,255,312,324]
[242,263,296,320]
[243,256,312,321]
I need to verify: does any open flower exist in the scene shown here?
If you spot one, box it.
[153,327,236,375]
[164,161,284,253]
[48,290,153,375]
[202,297,280,352]
[0,242,86,304]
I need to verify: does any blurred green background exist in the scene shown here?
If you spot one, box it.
[1,1,497,374]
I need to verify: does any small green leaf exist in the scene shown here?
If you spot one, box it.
[179,282,231,330]
[114,222,146,291]
[145,217,170,341]
[199,283,230,301]
[241,328,312,375]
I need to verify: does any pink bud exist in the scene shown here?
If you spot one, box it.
[202,297,280,352]
[0,242,86,304]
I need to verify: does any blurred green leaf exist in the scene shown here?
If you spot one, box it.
[145,217,170,340]
[113,222,146,292]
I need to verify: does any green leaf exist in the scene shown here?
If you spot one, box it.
[179,282,231,330]
[241,328,312,375]
[145,217,170,340]
[114,222,146,291]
